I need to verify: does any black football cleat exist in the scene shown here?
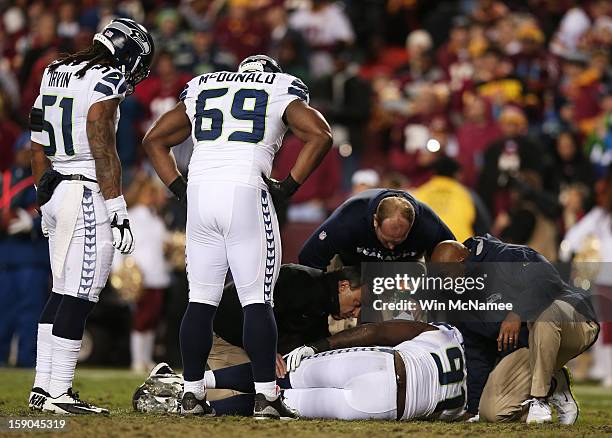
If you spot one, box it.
[253,393,299,420]
[180,392,215,416]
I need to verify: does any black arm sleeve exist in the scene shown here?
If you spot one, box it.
[30,107,43,132]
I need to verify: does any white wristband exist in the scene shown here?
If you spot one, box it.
[104,195,127,215]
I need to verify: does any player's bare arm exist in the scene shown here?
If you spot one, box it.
[285,320,437,372]
[322,320,437,351]
[284,99,333,184]
[263,99,332,205]
[142,102,192,201]
[30,141,50,187]
[87,98,122,199]
[88,97,135,254]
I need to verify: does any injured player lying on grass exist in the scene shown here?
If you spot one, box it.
[133,320,467,421]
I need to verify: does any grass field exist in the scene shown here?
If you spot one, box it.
[0,368,611,437]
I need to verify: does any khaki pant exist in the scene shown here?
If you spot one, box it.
[479,348,532,422]
[207,334,250,401]
[529,300,599,397]
[480,300,599,422]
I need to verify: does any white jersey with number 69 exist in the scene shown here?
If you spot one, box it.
[180,71,309,189]
[30,61,128,180]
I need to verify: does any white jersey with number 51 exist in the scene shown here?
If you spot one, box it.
[30,62,128,180]
[180,71,309,189]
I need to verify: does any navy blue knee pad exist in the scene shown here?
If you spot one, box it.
[39,292,63,325]
[51,295,96,340]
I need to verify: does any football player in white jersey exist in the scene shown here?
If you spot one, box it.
[133,320,467,421]
[28,18,154,414]
[277,320,466,421]
[142,55,332,419]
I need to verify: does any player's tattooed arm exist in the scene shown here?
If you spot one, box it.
[142,102,191,195]
[87,98,122,199]
[284,99,333,184]
[312,320,438,352]
[30,141,51,187]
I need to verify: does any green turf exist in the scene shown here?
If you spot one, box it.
[0,367,610,437]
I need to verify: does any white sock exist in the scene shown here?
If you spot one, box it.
[33,324,53,391]
[255,381,278,400]
[48,335,82,398]
[142,330,155,366]
[184,378,206,400]
[130,331,144,369]
[204,370,216,389]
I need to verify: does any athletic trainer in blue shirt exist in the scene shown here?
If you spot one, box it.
[299,189,455,269]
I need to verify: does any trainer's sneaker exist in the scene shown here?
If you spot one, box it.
[253,393,299,420]
[525,398,552,424]
[550,367,579,425]
[43,388,109,415]
[180,392,215,416]
[28,387,49,411]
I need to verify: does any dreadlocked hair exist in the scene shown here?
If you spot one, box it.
[49,41,116,78]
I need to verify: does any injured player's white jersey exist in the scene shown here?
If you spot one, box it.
[31,62,128,180]
[180,71,309,188]
[394,323,467,421]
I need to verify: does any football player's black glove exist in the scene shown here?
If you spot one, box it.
[168,175,187,205]
[262,173,301,208]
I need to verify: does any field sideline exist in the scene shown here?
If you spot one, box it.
[0,368,611,437]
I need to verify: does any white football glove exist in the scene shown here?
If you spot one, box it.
[284,345,315,373]
[40,214,49,238]
[105,195,135,254]
[8,208,33,235]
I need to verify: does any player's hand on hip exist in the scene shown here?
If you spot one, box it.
[497,311,521,351]
[105,195,135,254]
[285,345,315,373]
[261,173,301,209]
[168,175,187,205]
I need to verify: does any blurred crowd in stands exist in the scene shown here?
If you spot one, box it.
[0,0,611,384]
